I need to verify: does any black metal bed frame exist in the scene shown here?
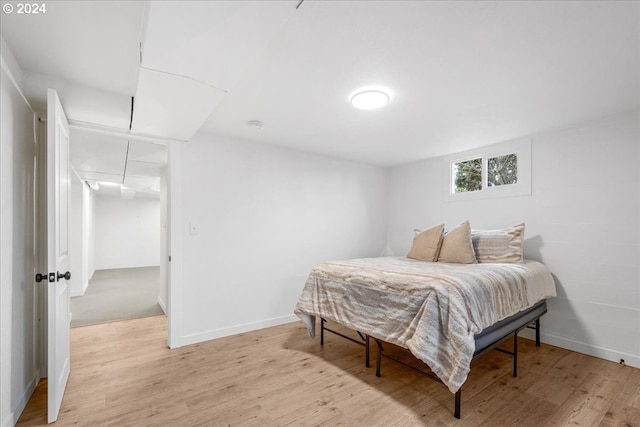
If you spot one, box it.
[319,300,548,419]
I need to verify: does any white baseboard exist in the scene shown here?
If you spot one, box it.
[4,369,40,427]
[70,280,88,297]
[94,264,161,271]
[157,296,167,314]
[1,412,11,427]
[177,314,298,348]
[171,313,639,371]
[541,332,640,369]
[519,329,639,369]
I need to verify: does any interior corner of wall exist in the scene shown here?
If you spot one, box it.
[157,296,167,314]
[1,412,13,427]
[0,36,24,89]
[379,243,394,257]
[6,368,40,427]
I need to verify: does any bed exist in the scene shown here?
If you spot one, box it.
[294,256,556,418]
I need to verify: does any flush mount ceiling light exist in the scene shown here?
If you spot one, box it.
[350,89,390,110]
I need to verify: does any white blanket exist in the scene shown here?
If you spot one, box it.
[294,257,556,392]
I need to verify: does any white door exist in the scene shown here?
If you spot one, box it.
[46,89,71,423]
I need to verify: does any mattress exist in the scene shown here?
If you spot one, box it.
[474,299,547,354]
[294,257,556,392]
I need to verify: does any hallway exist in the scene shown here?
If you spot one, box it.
[71,266,163,327]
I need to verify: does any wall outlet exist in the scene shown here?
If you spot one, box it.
[189,221,199,235]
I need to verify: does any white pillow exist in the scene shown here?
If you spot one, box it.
[471,223,525,263]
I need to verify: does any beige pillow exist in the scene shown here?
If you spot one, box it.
[471,223,525,263]
[437,221,477,264]
[407,223,445,262]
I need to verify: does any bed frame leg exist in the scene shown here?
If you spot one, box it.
[375,339,383,377]
[365,335,370,368]
[454,389,461,419]
[320,318,325,346]
[513,331,518,378]
[535,318,540,347]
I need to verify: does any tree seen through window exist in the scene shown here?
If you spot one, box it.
[488,154,517,187]
[454,158,482,193]
[453,153,518,193]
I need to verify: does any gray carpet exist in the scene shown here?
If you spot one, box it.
[71,267,164,327]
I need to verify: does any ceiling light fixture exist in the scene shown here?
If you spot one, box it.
[350,89,390,110]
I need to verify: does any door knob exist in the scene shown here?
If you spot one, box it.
[57,271,71,281]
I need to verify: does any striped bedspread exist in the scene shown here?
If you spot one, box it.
[294,257,555,393]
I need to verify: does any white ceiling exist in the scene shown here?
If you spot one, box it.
[1,1,638,169]
[202,1,640,165]
[131,1,297,140]
[70,128,167,198]
[1,0,143,96]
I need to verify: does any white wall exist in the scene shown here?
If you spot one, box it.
[158,170,168,313]
[68,173,85,296]
[174,132,388,346]
[94,195,160,270]
[387,112,640,367]
[68,174,95,296]
[0,46,40,427]
[83,183,95,283]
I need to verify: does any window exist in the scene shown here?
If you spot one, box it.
[452,153,518,193]
[446,139,531,201]
[487,154,517,187]
[453,158,482,193]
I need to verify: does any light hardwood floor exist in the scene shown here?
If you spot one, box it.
[17,315,640,426]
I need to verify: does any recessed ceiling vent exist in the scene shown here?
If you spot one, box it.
[247,120,264,129]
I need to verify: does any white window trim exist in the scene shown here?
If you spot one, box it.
[444,138,531,201]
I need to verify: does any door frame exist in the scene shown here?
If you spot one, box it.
[167,142,182,349]
[36,117,48,377]
[37,123,184,376]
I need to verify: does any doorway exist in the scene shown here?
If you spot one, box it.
[67,128,169,327]
[31,104,183,423]
[71,267,163,326]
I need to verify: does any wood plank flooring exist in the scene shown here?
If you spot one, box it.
[17,315,640,426]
